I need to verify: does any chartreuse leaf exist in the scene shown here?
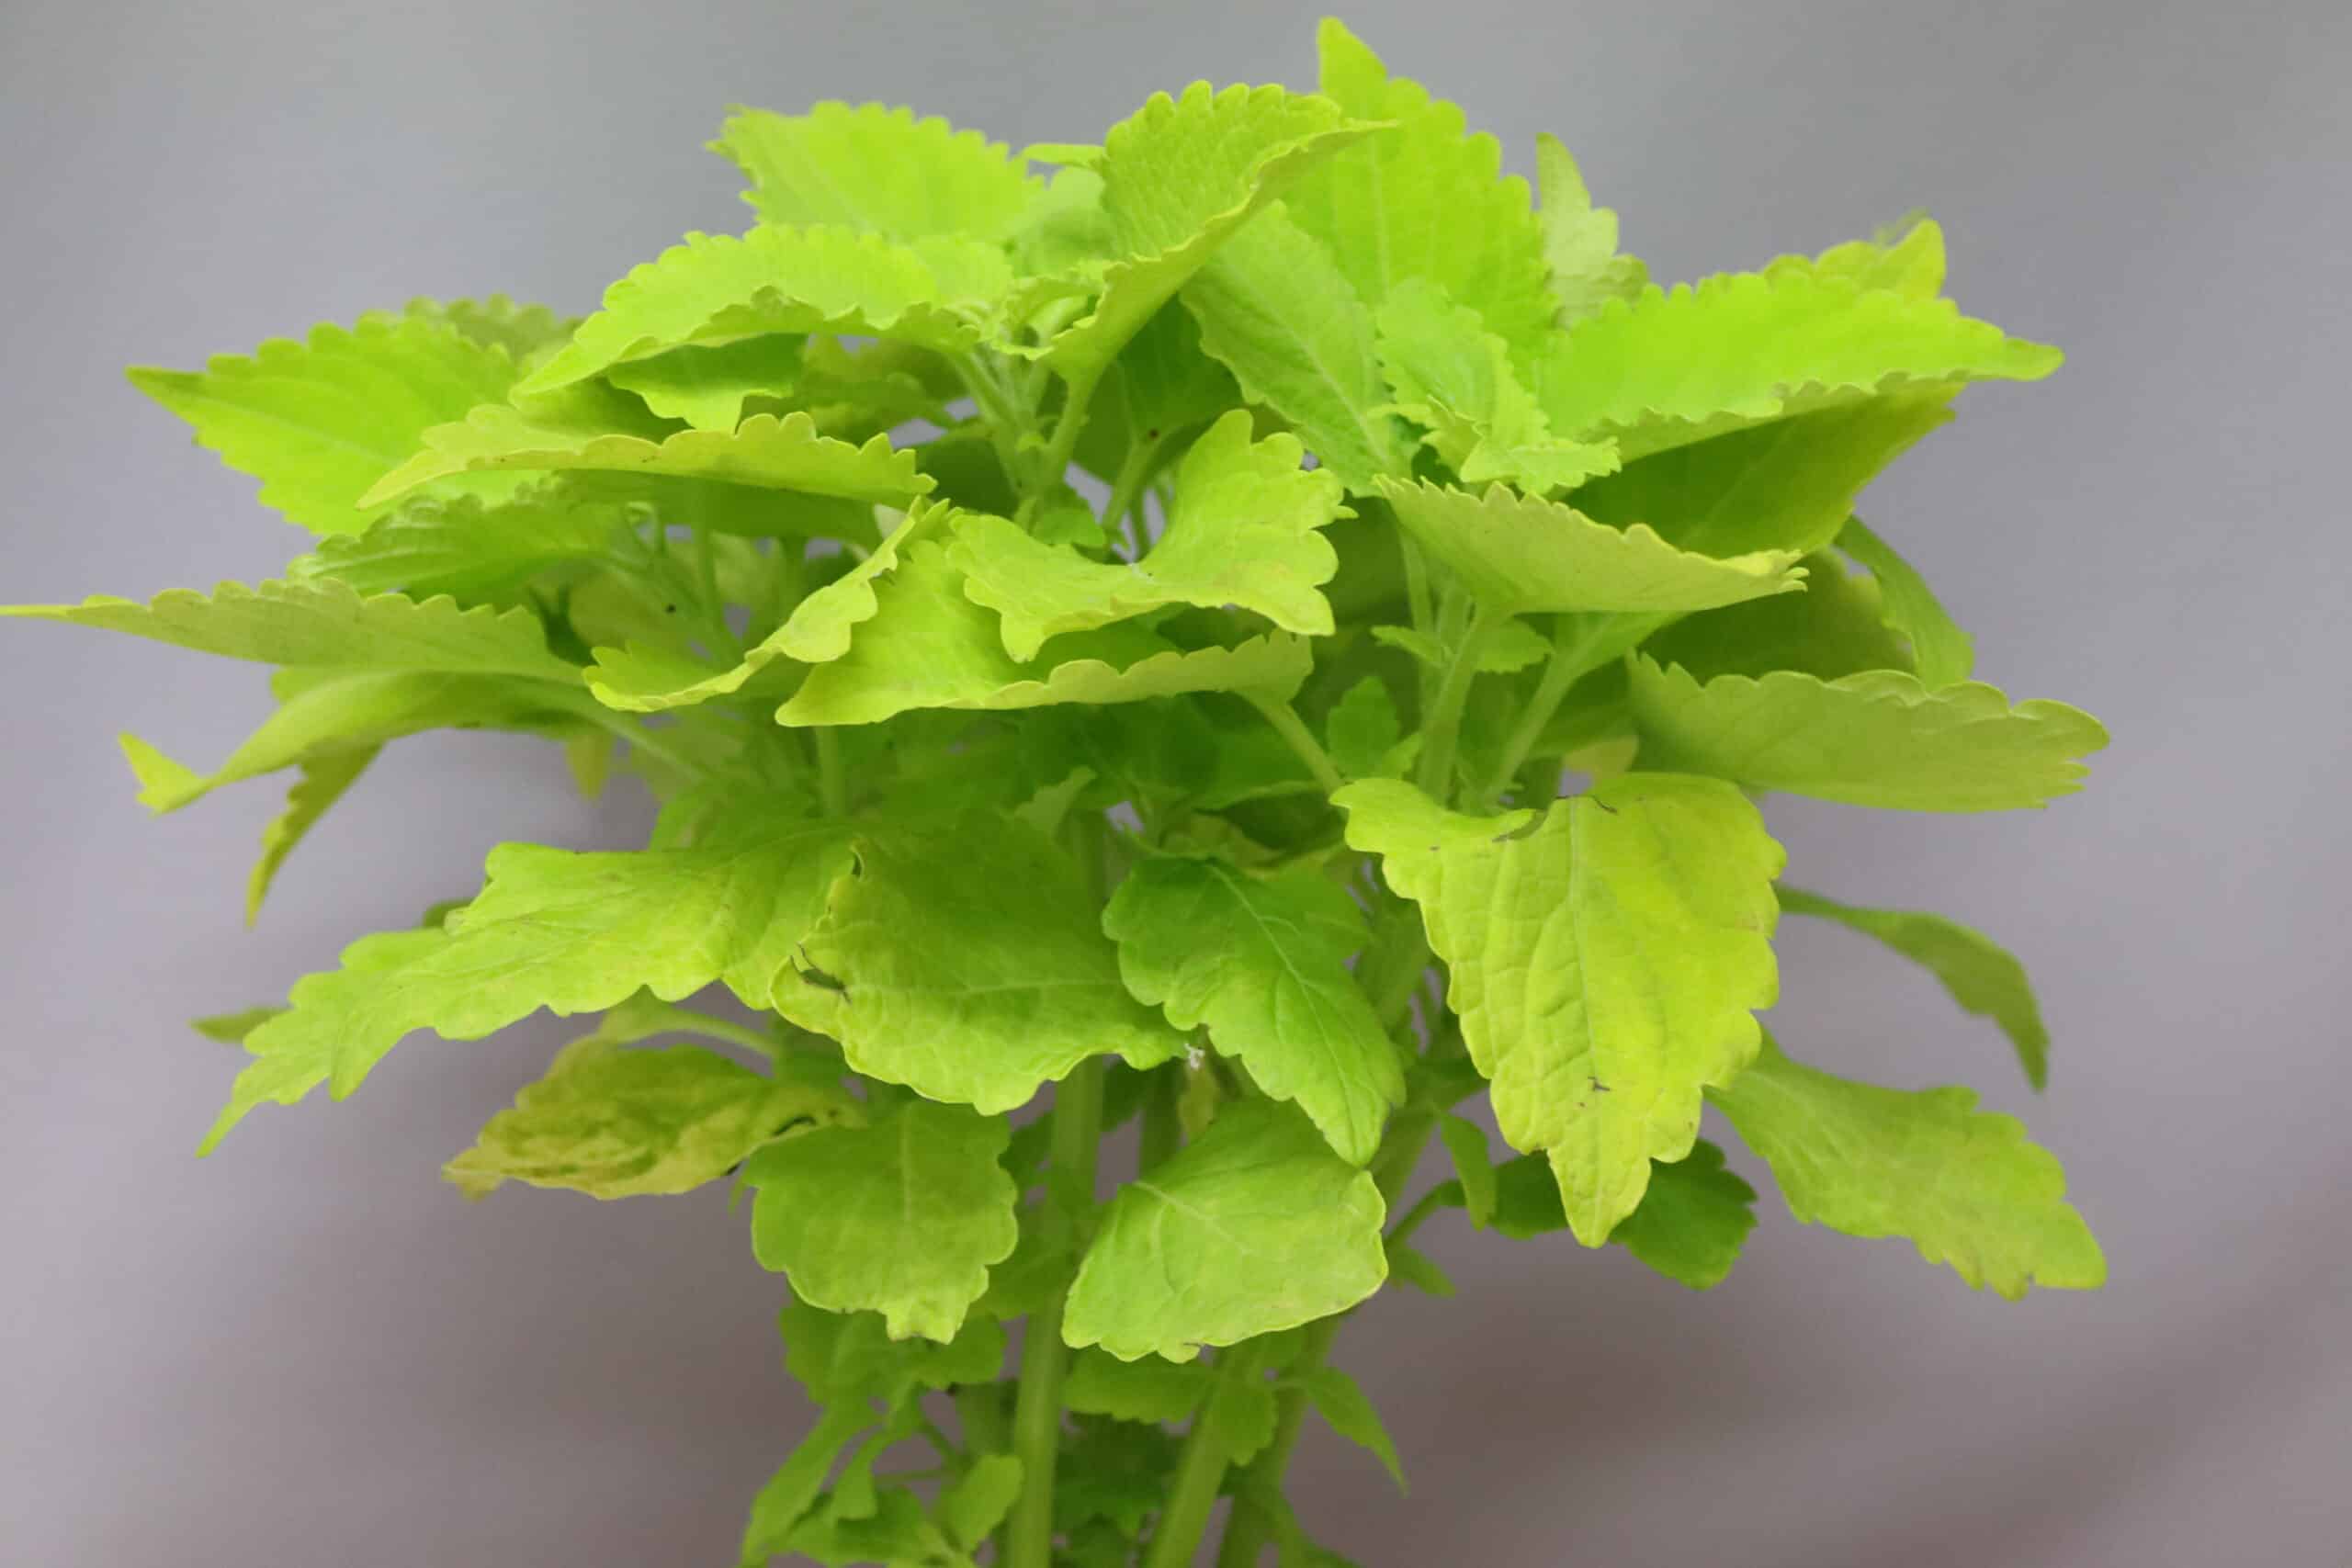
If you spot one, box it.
[1373,277,1618,491]
[1376,477,1806,615]
[777,1295,1007,1408]
[1287,20,1554,361]
[404,295,577,362]
[520,227,1013,396]
[1064,1348,1216,1423]
[935,1454,1024,1553]
[128,313,523,534]
[1628,654,2109,811]
[605,334,805,430]
[737,1404,872,1568]
[1782,214,1948,299]
[775,816,1185,1113]
[744,1099,1018,1341]
[1535,134,1648,327]
[3,577,579,682]
[445,1037,854,1199]
[288,486,632,602]
[203,812,855,1150]
[1602,1140,1758,1288]
[247,748,375,921]
[775,539,1311,727]
[948,412,1345,660]
[1838,515,1975,687]
[121,671,594,813]
[1338,774,1781,1245]
[1042,84,1374,376]
[1082,301,1240,466]
[362,407,928,511]
[1064,1100,1387,1361]
[1291,1365,1404,1490]
[1529,262,2061,461]
[586,502,938,713]
[1103,855,1404,1165]
[714,101,1040,241]
[1183,206,1408,491]
[1709,1037,2103,1296]
[1435,1112,1497,1228]
[1324,675,1402,780]
[1479,1140,1757,1289]
[1779,886,2050,1088]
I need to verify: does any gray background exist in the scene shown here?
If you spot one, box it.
[4,0,2346,1562]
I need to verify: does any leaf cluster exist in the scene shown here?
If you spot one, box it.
[10,18,2111,1567]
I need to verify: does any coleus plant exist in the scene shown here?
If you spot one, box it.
[8,17,2109,1567]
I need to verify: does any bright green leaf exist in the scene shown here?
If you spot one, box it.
[1528,263,2061,461]
[1710,1037,2104,1296]
[1603,1139,1758,1289]
[949,412,1345,660]
[1338,774,1781,1244]
[737,1404,872,1568]
[1779,886,2050,1088]
[245,746,376,923]
[714,101,1040,241]
[1103,855,1404,1164]
[521,227,1013,396]
[403,295,580,362]
[1286,20,1554,361]
[1324,675,1401,780]
[1629,655,2109,811]
[1064,1100,1387,1361]
[775,539,1311,727]
[4,577,580,682]
[204,811,855,1150]
[1063,1348,1215,1424]
[1435,1112,1495,1228]
[1374,276,1617,491]
[1376,478,1805,616]
[745,1100,1018,1341]
[129,313,523,535]
[775,816,1185,1113]
[934,1454,1024,1553]
[1292,1365,1405,1490]
[1535,134,1648,327]
[586,502,938,712]
[1183,205,1409,491]
[289,486,631,603]
[1043,83,1375,376]
[362,407,928,511]
[605,334,806,430]
[1838,515,1976,687]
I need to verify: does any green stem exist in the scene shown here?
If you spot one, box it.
[1102,434,1163,555]
[1479,637,1585,807]
[1399,534,1437,711]
[1242,692,1347,794]
[1415,601,1504,801]
[1003,1057,1107,1568]
[813,728,847,818]
[1024,360,1107,515]
[1146,1339,1272,1568]
[1138,1066,1182,1174]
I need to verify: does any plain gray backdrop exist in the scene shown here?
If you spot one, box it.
[4,1,2346,1562]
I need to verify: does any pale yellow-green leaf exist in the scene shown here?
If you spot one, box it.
[1064,1100,1387,1361]
[948,412,1344,660]
[361,407,927,510]
[775,817,1185,1113]
[203,812,855,1150]
[1535,134,1648,327]
[1629,655,2109,812]
[1710,1037,2103,1296]
[1338,773,1781,1244]
[745,1100,1018,1341]
[713,101,1041,241]
[3,577,581,682]
[129,313,524,535]
[446,1038,855,1199]
[775,539,1310,728]
[585,502,939,713]
[1376,477,1805,616]
[1103,855,1404,1164]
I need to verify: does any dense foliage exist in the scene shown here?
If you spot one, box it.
[9,18,2109,1565]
